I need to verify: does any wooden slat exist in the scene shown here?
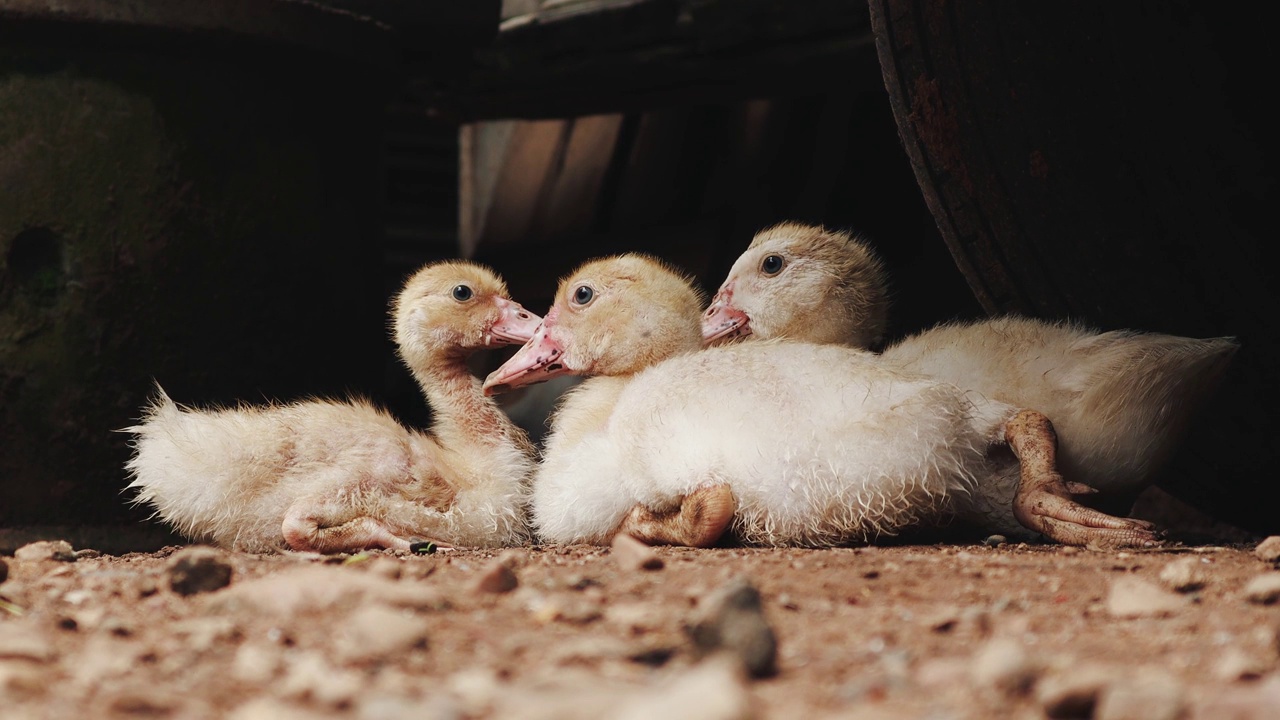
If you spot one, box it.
[416,0,880,121]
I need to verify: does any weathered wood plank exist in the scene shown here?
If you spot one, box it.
[414,0,880,121]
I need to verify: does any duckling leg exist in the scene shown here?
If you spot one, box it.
[616,484,737,548]
[282,501,439,554]
[1006,410,1161,548]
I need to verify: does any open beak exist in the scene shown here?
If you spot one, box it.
[701,291,753,344]
[487,297,543,346]
[483,323,571,395]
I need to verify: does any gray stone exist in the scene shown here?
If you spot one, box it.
[0,624,56,663]
[1254,536,1280,564]
[231,643,281,683]
[1194,675,1280,720]
[1096,671,1185,720]
[1159,556,1208,592]
[0,659,48,699]
[615,656,753,720]
[1106,576,1187,618]
[279,653,364,705]
[333,605,430,664]
[13,540,75,563]
[166,546,233,596]
[206,566,448,617]
[1037,665,1111,718]
[473,552,519,594]
[611,533,664,571]
[1243,573,1280,605]
[687,577,777,678]
[1214,647,1271,681]
[971,637,1041,696]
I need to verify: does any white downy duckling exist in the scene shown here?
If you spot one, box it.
[484,254,1156,548]
[703,221,1238,533]
[125,261,542,553]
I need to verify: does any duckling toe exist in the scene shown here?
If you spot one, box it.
[282,505,417,554]
[616,484,736,548]
[1038,515,1164,549]
[1016,491,1163,548]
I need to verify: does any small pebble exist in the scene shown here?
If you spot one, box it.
[983,535,1008,547]
[1159,556,1208,593]
[1214,647,1271,682]
[1243,573,1280,605]
[1255,537,1280,564]
[333,605,430,664]
[1037,666,1110,718]
[1106,576,1186,618]
[915,658,969,689]
[611,533,664,571]
[0,624,57,662]
[924,606,962,633]
[621,655,753,720]
[13,540,76,562]
[1195,675,1280,719]
[1096,670,1185,720]
[971,637,1041,695]
[136,578,159,598]
[687,577,778,678]
[166,546,234,596]
[473,552,519,594]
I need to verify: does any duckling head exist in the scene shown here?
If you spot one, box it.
[483,253,704,395]
[393,260,542,368]
[702,222,889,349]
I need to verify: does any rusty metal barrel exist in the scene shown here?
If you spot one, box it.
[869,2,1278,533]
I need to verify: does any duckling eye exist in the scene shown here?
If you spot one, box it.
[451,284,473,302]
[760,254,785,276]
[572,285,595,306]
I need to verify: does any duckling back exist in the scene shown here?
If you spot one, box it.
[882,317,1239,496]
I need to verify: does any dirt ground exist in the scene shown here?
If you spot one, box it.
[4,532,1280,720]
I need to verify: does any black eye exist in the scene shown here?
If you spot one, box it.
[452,284,473,302]
[572,285,594,305]
[761,254,785,276]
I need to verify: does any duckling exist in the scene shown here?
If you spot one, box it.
[703,221,1239,524]
[124,261,542,553]
[484,254,1156,548]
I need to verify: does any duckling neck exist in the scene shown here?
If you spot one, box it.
[411,360,532,456]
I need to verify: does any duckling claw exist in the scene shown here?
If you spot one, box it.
[1005,409,1163,548]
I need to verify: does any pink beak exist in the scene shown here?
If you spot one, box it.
[483,323,572,396]
[701,288,753,344]
[488,297,543,346]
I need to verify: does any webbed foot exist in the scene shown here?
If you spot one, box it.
[616,484,736,548]
[1005,410,1161,549]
